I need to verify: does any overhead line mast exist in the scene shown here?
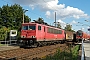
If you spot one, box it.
[55,12,56,27]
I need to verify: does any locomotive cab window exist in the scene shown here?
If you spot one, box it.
[38,26,41,30]
[77,32,83,36]
[76,30,83,36]
[22,26,28,30]
[29,26,36,30]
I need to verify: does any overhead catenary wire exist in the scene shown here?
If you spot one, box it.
[1,0,60,18]
[1,0,60,24]
[42,0,56,26]
[0,0,44,20]
[1,0,12,5]
[42,0,63,26]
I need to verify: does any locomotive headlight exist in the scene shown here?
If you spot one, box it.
[30,36,36,38]
[24,36,26,38]
[33,36,36,38]
[21,36,26,38]
[21,36,23,38]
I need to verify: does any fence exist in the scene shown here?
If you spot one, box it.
[0,41,9,46]
[81,39,85,60]
[0,40,17,46]
[0,30,17,46]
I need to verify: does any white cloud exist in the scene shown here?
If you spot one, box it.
[73,15,80,19]
[11,0,89,20]
[70,20,77,25]
[87,26,90,28]
[56,6,88,19]
[81,28,84,30]
[45,11,51,18]
[57,19,66,29]
[29,4,34,10]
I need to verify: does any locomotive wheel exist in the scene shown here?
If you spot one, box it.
[61,40,65,44]
[33,43,39,47]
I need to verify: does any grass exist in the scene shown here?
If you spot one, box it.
[41,45,80,60]
[0,44,5,46]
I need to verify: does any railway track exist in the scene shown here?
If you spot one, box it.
[0,43,69,60]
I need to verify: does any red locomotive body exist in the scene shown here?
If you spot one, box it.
[20,22,65,46]
[87,34,90,40]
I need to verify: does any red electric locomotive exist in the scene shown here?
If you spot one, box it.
[76,30,90,42]
[20,22,65,47]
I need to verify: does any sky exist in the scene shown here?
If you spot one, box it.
[0,0,90,33]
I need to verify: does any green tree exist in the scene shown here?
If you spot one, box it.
[0,4,31,40]
[0,26,10,40]
[0,4,31,29]
[57,23,62,29]
[65,24,72,31]
[37,17,44,24]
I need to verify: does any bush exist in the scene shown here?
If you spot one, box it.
[42,45,80,60]
[72,45,80,60]
[0,27,10,40]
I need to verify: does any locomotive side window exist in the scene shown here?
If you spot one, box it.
[47,27,62,34]
[56,30,58,34]
[22,26,28,30]
[59,30,62,34]
[55,29,57,34]
[57,30,59,34]
[47,28,52,33]
[51,28,53,33]
[38,26,41,30]
[53,29,55,34]
[29,26,36,30]
[47,28,50,33]
[50,28,52,33]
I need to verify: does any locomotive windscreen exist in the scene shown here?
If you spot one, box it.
[22,26,28,30]
[22,25,36,30]
[76,30,83,36]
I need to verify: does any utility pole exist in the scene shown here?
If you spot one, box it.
[23,9,28,23]
[55,12,56,27]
